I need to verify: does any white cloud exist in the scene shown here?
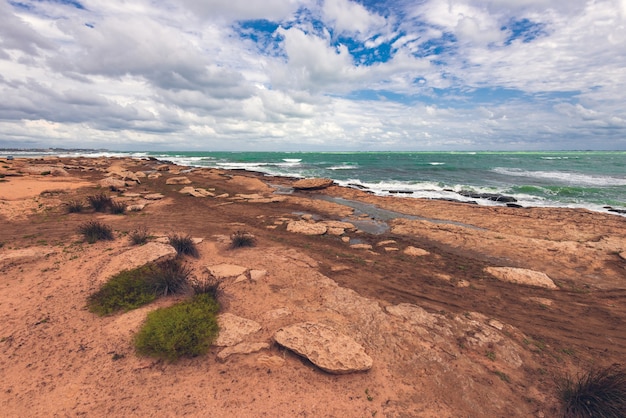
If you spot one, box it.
[322,0,387,39]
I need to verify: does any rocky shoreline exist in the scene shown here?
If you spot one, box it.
[1,156,625,417]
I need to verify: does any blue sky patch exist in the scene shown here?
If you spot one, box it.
[503,19,546,45]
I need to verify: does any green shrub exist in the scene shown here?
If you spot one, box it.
[129,227,149,245]
[134,293,220,361]
[190,275,222,301]
[67,200,84,213]
[559,364,626,418]
[110,200,127,214]
[78,221,114,243]
[87,265,156,316]
[87,192,112,212]
[230,230,256,249]
[168,234,199,258]
[148,258,191,296]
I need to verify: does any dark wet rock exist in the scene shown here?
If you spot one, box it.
[458,191,517,203]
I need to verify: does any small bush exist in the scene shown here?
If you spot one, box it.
[148,258,191,296]
[87,265,156,316]
[190,275,222,301]
[559,364,626,418]
[67,200,84,213]
[134,293,220,361]
[168,234,199,258]
[129,227,149,245]
[78,221,114,243]
[87,192,112,212]
[230,230,256,249]
[110,200,127,214]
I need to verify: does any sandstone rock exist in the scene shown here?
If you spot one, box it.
[155,164,170,171]
[99,177,127,189]
[215,313,262,347]
[99,242,177,280]
[249,269,268,282]
[350,243,373,250]
[403,246,430,257]
[619,251,626,261]
[485,267,558,290]
[217,342,270,362]
[147,173,161,179]
[323,221,356,231]
[273,322,373,374]
[127,204,145,212]
[166,176,192,185]
[286,221,327,235]
[207,263,248,279]
[293,178,334,190]
[0,247,56,265]
[144,193,164,200]
[257,354,286,369]
[179,186,214,198]
[377,240,397,247]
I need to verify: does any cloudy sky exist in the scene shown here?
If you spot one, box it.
[1,0,625,151]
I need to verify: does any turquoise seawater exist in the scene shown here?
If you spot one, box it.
[8,150,626,214]
[139,151,625,214]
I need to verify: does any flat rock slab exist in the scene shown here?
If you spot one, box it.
[217,342,270,362]
[293,178,334,190]
[403,246,430,257]
[179,186,215,197]
[207,263,248,279]
[166,176,192,185]
[485,266,558,290]
[273,322,373,374]
[286,221,327,235]
[99,242,177,280]
[215,313,262,347]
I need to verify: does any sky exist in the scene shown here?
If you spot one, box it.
[0,0,625,151]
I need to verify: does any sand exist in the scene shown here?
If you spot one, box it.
[0,156,625,417]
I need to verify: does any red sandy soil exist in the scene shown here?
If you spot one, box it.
[0,156,625,417]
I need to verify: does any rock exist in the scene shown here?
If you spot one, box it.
[207,263,248,279]
[350,243,372,250]
[166,176,192,185]
[215,313,262,347]
[99,177,127,189]
[127,204,145,212]
[377,240,397,247]
[257,354,286,369]
[99,242,177,280]
[0,247,56,266]
[485,267,558,290]
[273,322,373,374]
[323,221,356,231]
[458,191,517,203]
[249,270,268,282]
[403,246,430,257]
[286,221,328,235]
[147,173,161,179]
[293,178,334,190]
[155,164,170,171]
[144,193,164,200]
[179,186,214,198]
[217,342,270,362]
[619,251,626,261]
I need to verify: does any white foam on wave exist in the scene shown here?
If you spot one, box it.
[492,167,626,186]
[328,164,358,170]
[429,162,445,166]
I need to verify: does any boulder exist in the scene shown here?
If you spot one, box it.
[485,267,558,290]
[215,313,262,347]
[166,176,192,185]
[293,178,334,190]
[286,221,327,235]
[273,322,373,374]
[144,193,164,200]
[99,177,127,189]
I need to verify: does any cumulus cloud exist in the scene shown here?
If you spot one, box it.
[0,0,624,150]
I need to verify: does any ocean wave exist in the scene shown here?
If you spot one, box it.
[492,167,626,186]
[328,164,358,170]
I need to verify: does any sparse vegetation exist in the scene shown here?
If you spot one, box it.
[494,370,510,383]
[129,227,149,245]
[230,230,256,249]
[134,293,220,361]
[558,364,626,418]
[78,221,114,243]
[87,259,192,315]
[148,258,191,296]
[87,192,112,212]
[109,200,127,214]
[67,200,84,213]
[168,233,199,258]
[190,275,222,301]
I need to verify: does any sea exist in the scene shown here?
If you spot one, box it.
[6,150,626,215]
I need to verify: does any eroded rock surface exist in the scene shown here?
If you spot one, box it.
[293,178,334,190]
[273,322,373,374]
[485,266,558,289]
